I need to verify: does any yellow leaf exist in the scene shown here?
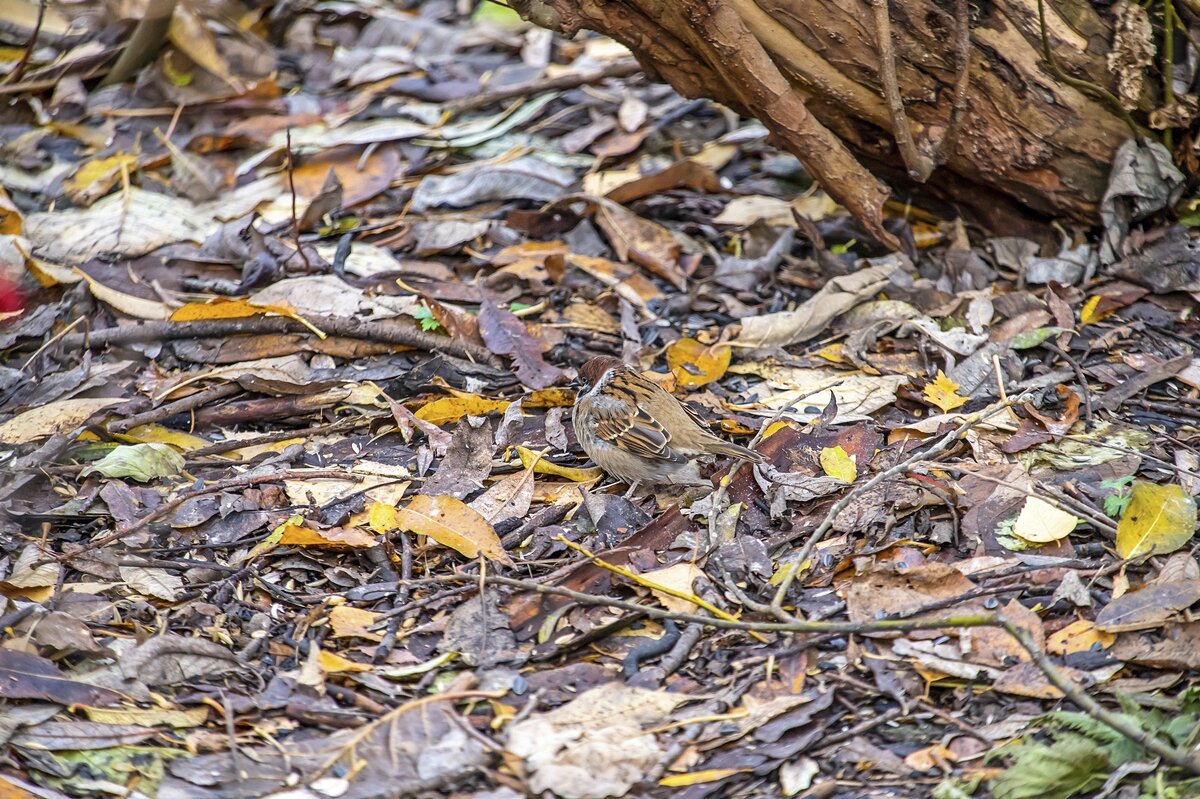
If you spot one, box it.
[414,395,510,425]
[64,153,138,203]
[1011,497,1079,543]
[659,769,747,787]
[317,649,372,673]
[329,605,382,640]
[123,424,209,451]
[639,562,704,613]
[523,387,576,408]
[278,525,377,549]
[239,515,301,563]
[814,343,846,364]
[1116,481,1198,559]
[392,494,513,564]
[368,500,402,534]
[819,445,857,483]
[516,445,603,482]
[82,705,208,728]
[171,299,297,322]
[666,338,730,389]
[922,370,968,412]
[761,420,799,441]
[1080,295,1115,326]
[1047,620,1114,655]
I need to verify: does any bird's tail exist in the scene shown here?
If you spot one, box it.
[707,438,763,463]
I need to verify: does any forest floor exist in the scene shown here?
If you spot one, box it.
[1,2,1200,798]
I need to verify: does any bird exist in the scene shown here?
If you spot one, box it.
[571,355,763,494]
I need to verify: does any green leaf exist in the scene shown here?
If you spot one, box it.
[989,735,1110,799]
[1009,326,1067,350]
[413,306,441,332]
[80,443,185,482]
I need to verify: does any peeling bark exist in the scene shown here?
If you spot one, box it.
[514,0,1136,238]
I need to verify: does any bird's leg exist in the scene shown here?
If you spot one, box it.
[623,480,641,499]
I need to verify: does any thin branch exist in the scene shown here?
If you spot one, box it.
[414,570,1200,775]
[938,0,972,164]
[1002,619,1200,774]
[870,0,935,181]
[285,127,312,271]
[56,315,500,365]
[3,0,45,85]
[447,58,641,115]
[1035,0,1143,135]
[42,469,357,564]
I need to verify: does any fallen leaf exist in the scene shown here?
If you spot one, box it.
[278,525,378,548]
[81,443,185,482]
[0,649,121,706]
[1047,620,1115,655]
[923,371,969,413]
[329,605,383,640]
[414,395,511,425]
[639,562,704,613]
[666,338,730,389]
[391,494,513,564]
[1115,481,1198,559]
[0,397,122,444]
[1011,497,1079,543]
[819,445,858,483]
[479,294,563,389]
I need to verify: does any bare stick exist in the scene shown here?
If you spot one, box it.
[3,0,45,85]
[447,58,641,115]
[57,315,499,365]
[870,0,935,181]
[43,468,357,563]
[285,127,312,270]
[938,0,972,164]
[415,570,1200,775]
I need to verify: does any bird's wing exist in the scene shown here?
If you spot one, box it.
[588,394,685,463]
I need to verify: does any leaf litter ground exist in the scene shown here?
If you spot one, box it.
[1,2,1200,798]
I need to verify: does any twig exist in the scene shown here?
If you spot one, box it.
[770,396,1027,619]
[1043,343,1093,423]
[57,315,499,365]
[447,58,641,115]
[938,0,972,163]
[1164,0,1177,152]
[285,127,312,271]
[870,0,935,180]
[108,383,241,434]
[415,570,1200,774]
[1035,0,1143,135]
[43,468,356,564]
[3,0,45,85]
[1002,619,1200,774]
[100,0,178,87]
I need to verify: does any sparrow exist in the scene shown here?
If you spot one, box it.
[572,355,763,491]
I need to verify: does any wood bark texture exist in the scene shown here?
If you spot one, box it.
[513,0,1136,238]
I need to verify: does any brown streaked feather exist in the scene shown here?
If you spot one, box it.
[588,395,685,463]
